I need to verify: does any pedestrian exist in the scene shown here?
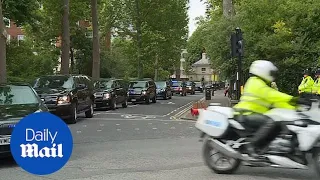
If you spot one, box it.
[298,69,314,98]
[224,84,230,96]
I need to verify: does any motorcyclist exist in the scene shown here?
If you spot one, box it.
[298,69,314,98]
[233,60,301,158]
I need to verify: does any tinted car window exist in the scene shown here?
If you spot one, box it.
[155,82,166,88]
[186,82,193,86]
[129,81,147,88]
[34,76,74,89]
[0,85,39,105]
[99,80,113,89]
[172,82,181,87]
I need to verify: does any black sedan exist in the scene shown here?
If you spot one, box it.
[155,81,172,100]
[0,83,48,157]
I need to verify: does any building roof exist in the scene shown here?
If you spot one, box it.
[193,53,210,66]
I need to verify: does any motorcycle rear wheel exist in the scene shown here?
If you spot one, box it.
[202,139,241,174]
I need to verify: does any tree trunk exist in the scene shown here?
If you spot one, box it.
[61,0,70,74]
[154,54,158,81]
[105,29,111,50]
[222,0,235,18]
[91,0,100,80]
[0,1,7,83]
[135,0,142,79]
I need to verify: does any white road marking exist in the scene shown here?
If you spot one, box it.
[164,123,168,124]
[83,125,87,127]
[89,117,195,122]
[97,130,102,132]
[116,124,120,126]
[152,128,157,130]
[117,129,121,131]
[135,128,140,130]
[76,131,81,133]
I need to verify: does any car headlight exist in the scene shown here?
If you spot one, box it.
[57,96,70,105]
[141,90,147,95]
[103,93,110,99]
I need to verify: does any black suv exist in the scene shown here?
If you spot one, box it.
[128,79,157,104]
[33,74,95,124]
[94,78,128,110]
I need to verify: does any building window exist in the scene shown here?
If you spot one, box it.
[201,68,206,72]
[18,35,25,41]
[4,18,10,28]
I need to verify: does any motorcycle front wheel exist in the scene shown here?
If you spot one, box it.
[202,138,241,174]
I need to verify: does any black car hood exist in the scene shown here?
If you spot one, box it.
[35,88,69,97]
[0,104,40,121]
[95,88,112,93]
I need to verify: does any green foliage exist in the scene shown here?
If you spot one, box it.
[6,39,59,83]
[188,0,320,95]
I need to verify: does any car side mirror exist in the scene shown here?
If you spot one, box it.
[77,84,86,89]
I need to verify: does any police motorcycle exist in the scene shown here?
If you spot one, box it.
[195,98,320,178]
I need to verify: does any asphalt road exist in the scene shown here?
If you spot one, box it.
[0,91,317,180]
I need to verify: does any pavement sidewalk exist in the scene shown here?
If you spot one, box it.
[178,90,233,121]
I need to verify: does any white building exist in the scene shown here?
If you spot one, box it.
[188,53,218,82]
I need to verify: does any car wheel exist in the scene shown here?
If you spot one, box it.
[111,99,117,110]
[122,98,128,108]
[85,101,94,118]
[67,103,77,124]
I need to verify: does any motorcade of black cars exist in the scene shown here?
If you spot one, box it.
[0,83,48,156]
[155,81,172,100]
[128,79,157,104]
[93,78,128,110]
[33,74,94,124]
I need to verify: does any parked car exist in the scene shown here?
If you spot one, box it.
[186,81,196,94]
[0,83,48,157]
[155,81,172,100]
[128,80,157,104]
[171,81,187,96]
[194,82,204,92]
[33,74,94,124]
[93,78,128,110]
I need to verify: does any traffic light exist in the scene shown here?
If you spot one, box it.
[231,30,244,57]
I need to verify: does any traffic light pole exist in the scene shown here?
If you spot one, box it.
[231,27,244,100]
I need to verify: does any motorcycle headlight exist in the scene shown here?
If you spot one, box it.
[141,90,147,95]
[57,96,70,105]
[103,93,110,99]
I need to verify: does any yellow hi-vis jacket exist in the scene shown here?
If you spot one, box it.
[298,76,314,93]
[312,77,320,94]
[233,76,295,115]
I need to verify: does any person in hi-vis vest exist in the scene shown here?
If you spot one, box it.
[298,69,314,98]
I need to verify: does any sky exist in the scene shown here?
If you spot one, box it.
[188,0,207,37]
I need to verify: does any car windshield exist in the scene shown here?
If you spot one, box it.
[186,82,192,86]
[172,81,181,87]
[99,80,113,89]
[0,85,39,105]
[155,82,166,88]
[129,81,147,88]
[33,76,74,89]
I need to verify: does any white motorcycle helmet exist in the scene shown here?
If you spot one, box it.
[249,60,278,82]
